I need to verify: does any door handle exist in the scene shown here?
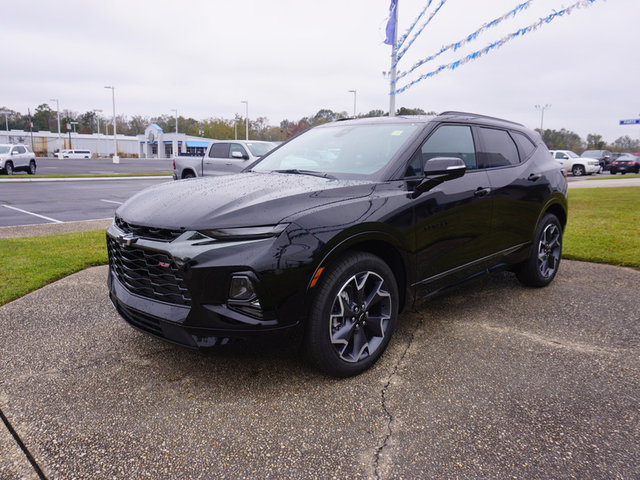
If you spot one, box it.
[528,173,541,181]
[474,187,491,197]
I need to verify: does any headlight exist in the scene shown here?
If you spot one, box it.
[199,224,288,241]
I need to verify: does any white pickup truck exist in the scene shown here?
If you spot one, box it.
[549,150,601,176]
[173,140,277,179]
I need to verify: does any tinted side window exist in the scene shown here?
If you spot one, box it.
[479,128,519,168]
[512,132,536,160]
[209,143,230,158]
[408,125,477,176]
[229,144,248,159]
[15,146,26,154]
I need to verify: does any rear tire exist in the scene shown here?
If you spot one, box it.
[305,252,398,377]
[517,213,563,288]
[183,171,195,179]
[28,161,36,175]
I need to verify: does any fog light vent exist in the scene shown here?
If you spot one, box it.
[229,275,256,301]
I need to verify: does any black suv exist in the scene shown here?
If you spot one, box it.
[107,112,568,377]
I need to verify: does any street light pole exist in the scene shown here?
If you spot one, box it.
[535,104,551,133]
[50,98,62,152]
[241,100,248,140]
[0,110,9,131]
[348,90,357,117]
[104,86,119,163]
[171,109,178,133]
[93,109,102,134]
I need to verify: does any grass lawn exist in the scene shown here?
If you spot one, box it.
[0,230,108,305]
[563,187,639,268]
[0,187,638,306]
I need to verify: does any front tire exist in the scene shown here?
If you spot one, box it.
[4,161,13,175]
[517,213,563,288]
[305,252,398,377]
[572,165,585,176]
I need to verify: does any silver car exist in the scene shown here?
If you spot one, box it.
[0,144,37,175]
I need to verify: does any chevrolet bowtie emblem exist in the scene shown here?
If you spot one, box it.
[116,233,137,248]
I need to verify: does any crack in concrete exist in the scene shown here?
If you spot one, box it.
[373,313,424,480]
[0,407,48,480]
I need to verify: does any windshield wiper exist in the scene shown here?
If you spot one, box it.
[273,169,336,179]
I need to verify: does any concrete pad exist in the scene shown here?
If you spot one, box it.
[0,261,638,478]
[0,413,39,480]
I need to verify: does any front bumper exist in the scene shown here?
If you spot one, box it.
[106,221,312,348]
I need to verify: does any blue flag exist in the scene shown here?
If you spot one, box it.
[384,0,398,45]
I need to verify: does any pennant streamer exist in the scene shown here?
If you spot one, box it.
[396,0,535,82]
[392,0,598,95]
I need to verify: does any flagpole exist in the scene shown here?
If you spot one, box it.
[389,0,399,117]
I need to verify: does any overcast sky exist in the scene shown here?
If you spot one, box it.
[2,0,638,141]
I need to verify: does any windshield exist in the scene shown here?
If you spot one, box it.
[567,151,579,158]
[0,147,10,154]
[582,151,599,158]
[246,142,276,157]
[253,123,420,179]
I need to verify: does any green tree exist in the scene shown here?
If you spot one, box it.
[541,128,584,152]
[612,135,640,152]
[586,133,605,150]
[32,104,55,131]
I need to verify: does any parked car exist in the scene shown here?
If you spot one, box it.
[0,144,37,175]
[173,140,277,179]
[107,112,568,377]
[582,149,613,171]
[609,154,640,174]
[549,149,600,176]
[56,149,92,159]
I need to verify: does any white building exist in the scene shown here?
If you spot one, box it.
[138,124,212,158]
[0,129,139,157]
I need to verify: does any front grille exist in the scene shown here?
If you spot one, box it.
[115,216,184,242]
[107,236,192,306]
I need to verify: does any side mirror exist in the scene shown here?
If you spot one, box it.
[231,151,248,160]
[423,157,466,178]
[413,157,466,198]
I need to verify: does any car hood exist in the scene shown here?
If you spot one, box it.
[116,172,376,230]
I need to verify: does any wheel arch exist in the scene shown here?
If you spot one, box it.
[181,168,197,179]
[308,234,409,313]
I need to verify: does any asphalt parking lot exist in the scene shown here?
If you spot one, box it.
[1,259,639,479]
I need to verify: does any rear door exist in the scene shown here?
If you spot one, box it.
[476,127,547,267]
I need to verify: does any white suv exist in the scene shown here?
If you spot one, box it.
[0,144,37,175]
[549,150,600,176]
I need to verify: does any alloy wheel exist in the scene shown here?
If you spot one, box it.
[329,271,391,363]
[537,223,561,279]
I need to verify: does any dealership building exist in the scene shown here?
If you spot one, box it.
[0,124,213,158]
[137,123,212,158]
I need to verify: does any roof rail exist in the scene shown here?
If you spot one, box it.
[438,111,524,127]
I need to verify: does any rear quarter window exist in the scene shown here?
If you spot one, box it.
[511,132,537,160]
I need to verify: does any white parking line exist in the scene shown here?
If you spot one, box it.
[100,199,124,205]
[2,205,63,223]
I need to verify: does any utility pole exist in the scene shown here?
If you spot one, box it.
[104,86,119,163]
[348,90,357,117]
[241,100,248,140]
[27,108,34,150]
[388,1,398,117]
[49,98,62,153]
[535,104,551,132]
[0,109,9,132]
[171,109,178,133]
[93,109,102,134]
